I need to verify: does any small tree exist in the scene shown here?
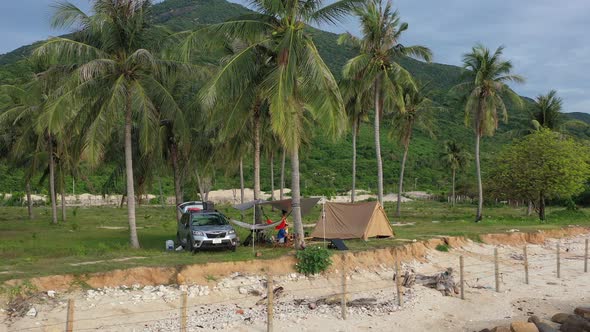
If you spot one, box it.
[489,130,590,220]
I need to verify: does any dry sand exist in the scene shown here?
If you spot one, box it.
[2,235,588,332]
[3,188,420,207]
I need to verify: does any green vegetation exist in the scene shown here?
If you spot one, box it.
[1,0,590,262]
[435,244,450,252]
[489,130,590,220]
[295,246,333,275]
[1,201,589,282]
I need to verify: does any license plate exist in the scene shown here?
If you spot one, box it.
[212,239,222,244]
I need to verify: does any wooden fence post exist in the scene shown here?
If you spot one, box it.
[584,239,588,273]
[459,255,464,300]
[267,273,274,332]
[180,291,187,332]
[494,248,500,293]
[66,299,74,332]
[395,254,402,307]
[523,245,529,285]
[341,257,347,320]
[557,242,561,279]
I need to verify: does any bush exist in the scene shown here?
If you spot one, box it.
[295,246,332,275]
[435,244,450,252]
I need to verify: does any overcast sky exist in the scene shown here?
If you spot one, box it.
[1,0,588,113]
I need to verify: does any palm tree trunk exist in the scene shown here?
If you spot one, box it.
[61,187,66,222]
[253,105,261,223]
[270,151,275,201]
[194,165,206,201]
[239,158,245,204]
[374,78,384,205]
[539,192,545,221]
[451,168,456,207]
[280,149,286,200]
[170,141,182,220]
[351,120,357,203]
[291,148,304,249]
[125,94,140,248]
[48,134,58,224]
[396,144,409,217]
[26,179,33,220]
[475,133,483,222]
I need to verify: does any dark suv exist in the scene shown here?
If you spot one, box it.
[177,211,238,252]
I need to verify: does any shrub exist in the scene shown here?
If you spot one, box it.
[295,246,332,275]
[435,244,450,252]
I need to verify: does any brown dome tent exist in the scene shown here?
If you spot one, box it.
[310,201,395,240]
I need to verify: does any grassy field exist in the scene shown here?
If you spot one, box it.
[1,201,589,283]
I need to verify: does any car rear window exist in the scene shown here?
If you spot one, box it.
[191,214,228,226]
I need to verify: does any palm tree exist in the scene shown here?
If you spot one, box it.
[340,78,371,203]
[201,39,273,223]
[0,75,61,223]
[35,0,187,247]
[200,0,357,248]
[457,44,524,222]
[339,0,432,205]
[532,90,563,130]
[390,84,436,217]
[441,141,470,207]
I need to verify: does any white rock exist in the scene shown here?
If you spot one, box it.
[47,290,56,298]
[26,307,37,317]
[238,287,248,295]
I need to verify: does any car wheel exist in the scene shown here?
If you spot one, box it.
[187,236,194,253]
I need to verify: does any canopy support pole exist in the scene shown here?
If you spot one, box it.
[322,198,326,248]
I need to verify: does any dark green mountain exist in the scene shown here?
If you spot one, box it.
[0,0,588,197]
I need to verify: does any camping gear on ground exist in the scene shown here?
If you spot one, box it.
[310,201,395,240]
[328,239,348,250]
[231,198,321,254]
[166,240,174,251]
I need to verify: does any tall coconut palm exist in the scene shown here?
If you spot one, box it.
[339,0,432,205]
[0,83,43,221]
[0,74,61,223]
[201,38,273,224]
[390,84,436,217]
[457,44,524,222]
[533,90,563,130]
[340,78,371,203]
[440,141,470,207]
[35,0,187,247]
[200,0,358,248]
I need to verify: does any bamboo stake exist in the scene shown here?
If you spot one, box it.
[341,257,347,320]
[494,248,500,293]
[459,255,464,300]
[395,254,402,307]
[585,239,588,273]
[180,292,187,332]
[66,299,74,332]
[524,245,529,285]
[556,242,561,278]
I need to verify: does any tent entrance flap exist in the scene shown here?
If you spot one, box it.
[310,202,394,240]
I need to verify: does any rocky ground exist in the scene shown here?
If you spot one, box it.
[1,235,588,332]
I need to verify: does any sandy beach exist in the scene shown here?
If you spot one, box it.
[3,234,588,332]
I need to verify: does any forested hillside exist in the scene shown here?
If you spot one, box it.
[0,0,588,198]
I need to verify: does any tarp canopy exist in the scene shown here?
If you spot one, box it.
[310,202,395,240]
[232,198,321,217]
[230,219,283,230]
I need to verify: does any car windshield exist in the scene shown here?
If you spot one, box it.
[191,214,228,226]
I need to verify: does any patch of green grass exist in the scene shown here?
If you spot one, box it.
[0,201,588,283]
[435,244,450,252]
